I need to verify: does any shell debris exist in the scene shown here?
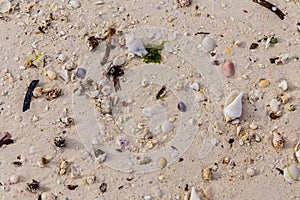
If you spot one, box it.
[158,157,167,169]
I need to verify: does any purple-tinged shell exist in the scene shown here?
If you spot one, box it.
[178,101,186,112]
[76,67,86,79]
[117,138,127,148]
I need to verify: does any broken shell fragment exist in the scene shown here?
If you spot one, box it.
[32,87,43,98]
[46,70,57,80]
[76,67,86,79]
[221,61,235,77]
[278,80,288,91]
[113,55,125,66]
[190,187,201,200]
[272,132,284,148]
[294,141,300,163]
[283,165,300,184]
[223,90,243,122]
[125,34,148,57]
[202,36,216,52]
[0,0,11,13]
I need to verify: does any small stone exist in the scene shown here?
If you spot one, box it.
[69,0,81,8]
[270,98,280,113]
[221,62,235,77]
[202,36,216,52]
[158,157,167,169]
[258,79,270,88]
[58,54,67,63]
[29,146,36,154]
[202,167,211,180]
[246,168,255,177]
[113,55,125,66]
[278,80,288,91]
[33,87,43,98]
[76,67,86,79]
[40,192,56,200]
[46,70,57,80]
[10,175,19,184]
[224,47,232,54]
[0,0,11,13]
[190,82,200,91]
[32,115,39,122]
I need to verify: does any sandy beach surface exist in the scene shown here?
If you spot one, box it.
[0,0,300,199]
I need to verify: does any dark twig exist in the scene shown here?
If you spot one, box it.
[253,0,285,20]
[23,80,39,112]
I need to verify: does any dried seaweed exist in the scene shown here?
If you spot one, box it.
[23,80,39,112]
[253,0,285,20]
[100,27,116,66]
[143,42,165,64]
[0,132,14,147]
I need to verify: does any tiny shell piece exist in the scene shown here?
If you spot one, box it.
[0,0,11,13]
[190,187,201,200]
[269,98,280,113]
[202,36,216,52]
[294,141,300,163]
[272,132,284,148]
[113,55,125,66]
[283,165,300,184]
[258,79,270,88]
[246,168,255,177]
[125,34,148,57]
[46,70,57,80]
[10,175,19,184]
[223,90,243,122]
[178,101,187,112]
[33,87,43,98]
[158,157,167,169]
[76,67,86,79]
[190,82,200,91]
[278,80,288,91]
[178,0,192,7]
[202,167,211,180]
[221,62,235,77]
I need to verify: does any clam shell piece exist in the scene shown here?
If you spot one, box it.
[125,34,148,57]
[294,141,300,163]
[0,0,11,13]
[283,165,300,184]
[272,132,284,148]
[221,62,235,77]
[190,187,201,200]
[223,90,243,122]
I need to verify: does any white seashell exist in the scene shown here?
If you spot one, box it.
[0,0,11,13]
[69,0,81,8]
[294,141,300,163]
[190,187,201,200]
[113,55,125,66]
[269,98,280,113]
[142,107,154,118]
[278,80,288,91]
[190,82,200,91]
[283,165,300,184]
[161,120,174,133]
[202,36,216,52]
[10,175,19,184]
[223,90,243,122]
[272,132,284,148]
[125,34,148,57]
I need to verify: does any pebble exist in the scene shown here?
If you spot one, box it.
[69,0,81,8]
[258,79,270,88]
[113,55,125,66]
[46,70,57,80]
[40,192,56,200]
[270,98,281,113]
[202,36,216,52]
[0,0,11,13]
[32,115,39,122]
[10,175,19,184]
[278,79,288,91]
[161,120,174,133]
[177,101,187,112]
[202,167,212,180]
[58,54,67,63]
[29,146,36,154]
[246,168,255,177]
[221,61,235,77]
[158,157,167,169]
[190,82,200,91]
[33,87,43,98]
[76,67,86,79]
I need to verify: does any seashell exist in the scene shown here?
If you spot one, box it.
[190,82,200,91]
[142,106,154,118]
[125,34,148,57]
[272,132,284,148]
[33,87,43,98]
[46,70,57,80]
[69,0,81,8]
[58,54,67,63]
[190,187,201,200]
[294,141,300,163]
[269,98,280,113]
[161,120,174,133]
[0,0,11,13]
[246,168,255,177]
[283,165,300,184]
[202,36,216,52]
[202,167,211,180]
[278,79,288,91]
[221,62,235,77]
[113,55,125,66]
[223,90,243,122]
[178,0,192,7]
[178,101,187,112]
[158,157,167,169]
[258,79,269,88]
[10,175,19,184]
[76,67,86,79]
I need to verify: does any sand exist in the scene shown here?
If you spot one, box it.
[0,0,300,199]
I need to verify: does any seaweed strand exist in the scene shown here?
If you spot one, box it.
[253,0,285,20]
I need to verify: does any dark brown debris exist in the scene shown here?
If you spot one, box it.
[0,132,14,147]
[67,184,78,190]
[249,43,259,50]
[99,182,107,193]
[27,179,39,193]
[23,80,39,112]
[54,136,66,147]
[253,0,285,20]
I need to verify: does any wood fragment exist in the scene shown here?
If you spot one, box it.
[23,80,39,112]
[101,27,116,66]
[253,0,285,20]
